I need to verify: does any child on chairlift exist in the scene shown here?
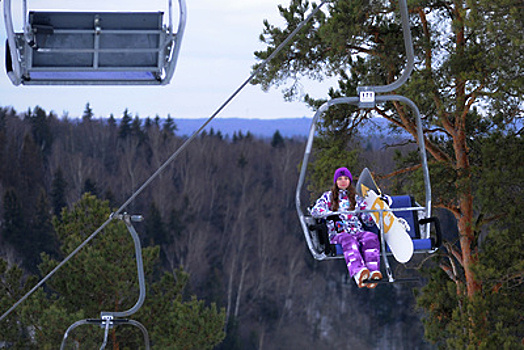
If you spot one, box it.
[311,167,383,288]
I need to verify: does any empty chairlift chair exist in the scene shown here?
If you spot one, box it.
[4,0,186,85]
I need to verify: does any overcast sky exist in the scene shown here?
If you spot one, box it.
[0,0,335,120]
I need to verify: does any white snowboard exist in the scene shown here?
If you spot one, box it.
[356,168,414,263]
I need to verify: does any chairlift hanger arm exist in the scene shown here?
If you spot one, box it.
[4,0,22,85]
[104,213,146,318]
[357,0,415,95]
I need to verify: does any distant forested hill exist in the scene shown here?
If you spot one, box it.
[173,117,312,138]
[171,116,404,140]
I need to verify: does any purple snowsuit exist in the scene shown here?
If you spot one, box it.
[311,190,380,277]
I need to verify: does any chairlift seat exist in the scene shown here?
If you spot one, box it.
[307,195,441,258]
[7,10,183,85]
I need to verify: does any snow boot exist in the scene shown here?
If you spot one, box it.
[366,270,383,289]
[354,268,370,288]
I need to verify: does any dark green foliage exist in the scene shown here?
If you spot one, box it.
[140,270,226,349]
[415,132,523,349]
[0,259,43,349]
[307,136,360,200]
[50,168,68,218]
[82,102,94,122]
[27,106,54,158]
[2,189,25,248]
[232,130,253,143]
[2,187,55,272]
[145,202,171,250]
[131,116,147,144]
[270,130,285,148]
[163,115,177,135]
[82,178,99,197]
[30,190,58,264]
[118,108,133,139]
[19,133,45,206]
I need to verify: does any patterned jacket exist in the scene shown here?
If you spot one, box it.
[310,189,375,241]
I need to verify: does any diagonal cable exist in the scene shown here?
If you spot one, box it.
[0,0,330,323]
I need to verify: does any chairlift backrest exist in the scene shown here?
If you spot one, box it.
[4,0,186,85]
[391,195,420,238]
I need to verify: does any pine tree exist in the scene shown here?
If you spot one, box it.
[27,106,54,158]
[2,188,25,250]
[18,133,45,207]
[137,269,226,349]
[163,114,177,136]
[50,167,68,218]
[29,189,58,267]
[0,109,7,185]
[131,115,144,140]
[107,113,116,129]
[144,202,169,247]
[118,108,132,139]
[271,130,285,148]
[82,178,98,197]
[0,259,42,348]
[144,116,153,131]
[82,102,94,122]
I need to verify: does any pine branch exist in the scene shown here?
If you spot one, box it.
[375,105,452,163]
[439,262,457,283]
[377,164,422,180]
[444,241,464,268]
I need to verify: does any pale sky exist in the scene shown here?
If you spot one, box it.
[0,0,335,119]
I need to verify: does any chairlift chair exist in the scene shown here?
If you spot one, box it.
[4,0,186,85]
[296,97,443,284]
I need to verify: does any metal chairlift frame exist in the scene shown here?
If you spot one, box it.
[295,0,439,283]
[60,214,150,350]
[4,0,186,85]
